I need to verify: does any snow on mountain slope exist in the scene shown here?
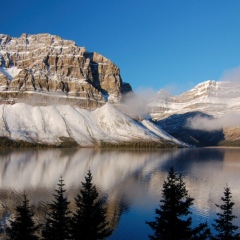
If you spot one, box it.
[141,120,185,145]
[148,80,240,146]
[149,80,240,120]
[0,66,22,81]
[0,103,185,147]
[93,103,155,141]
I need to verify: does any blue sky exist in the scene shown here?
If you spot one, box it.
[1,0,240,94]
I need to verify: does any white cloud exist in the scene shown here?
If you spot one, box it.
[186,113,240,131]
[219,66,240,82]
[121,87,157,117]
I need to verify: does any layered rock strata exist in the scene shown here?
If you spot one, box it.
[0,33,132,108]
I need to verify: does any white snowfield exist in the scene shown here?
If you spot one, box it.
[0,102,186,147]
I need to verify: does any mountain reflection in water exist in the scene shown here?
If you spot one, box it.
[0,147,240,239]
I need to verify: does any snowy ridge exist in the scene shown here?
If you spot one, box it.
[141,120,184,145]
[149,80,240,119]
[147,80,240,146]
[0,103,185,147]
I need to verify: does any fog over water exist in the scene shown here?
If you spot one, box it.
[0,147,240,239]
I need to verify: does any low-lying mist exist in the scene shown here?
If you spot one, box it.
[121,87,157,117]
[186,113,240,131]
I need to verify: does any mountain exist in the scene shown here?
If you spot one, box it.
[4,34,237,147]
[0,102,186,147]
[0,33,189,148]
[0,33,132,108]
[148,80,240,146]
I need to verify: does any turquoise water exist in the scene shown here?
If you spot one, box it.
[0,147,240,239]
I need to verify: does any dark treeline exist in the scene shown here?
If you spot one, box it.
[4,168,240,240]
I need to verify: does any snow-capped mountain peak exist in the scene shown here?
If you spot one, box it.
[148,80,240,146]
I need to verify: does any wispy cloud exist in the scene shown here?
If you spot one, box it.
[121,87,157,117]
[219,66,240,82]
[186,113,240,131]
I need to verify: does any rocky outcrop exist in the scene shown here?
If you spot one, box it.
[0,33,132,108]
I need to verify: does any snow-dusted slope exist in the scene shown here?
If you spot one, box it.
[0,102,186,147]
[141,119,184,145]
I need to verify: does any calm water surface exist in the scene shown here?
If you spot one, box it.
[0,147,240,239]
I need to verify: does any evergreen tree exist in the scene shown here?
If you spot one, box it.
[146,167,210,240]
[42,176,71,240]
[71,170,112,240]
[192,222,211,240]
[212,186,239,240]
[7,193,40,240]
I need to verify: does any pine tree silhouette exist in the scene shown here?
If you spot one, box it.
[71,169,112,240]
[212,186,239,240]
[42,176,71,240]
[7,193,40,240]
[146,167,210,240]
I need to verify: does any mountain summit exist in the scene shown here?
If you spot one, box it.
[149,80,240,120]
[0,33,132,107]
[148,80,240,146]
[0,33,187,148]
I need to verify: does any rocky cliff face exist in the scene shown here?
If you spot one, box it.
[0,33,132,108]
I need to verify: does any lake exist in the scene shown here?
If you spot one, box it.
[0,147,240,239]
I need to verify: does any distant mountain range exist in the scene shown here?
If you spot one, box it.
[148,80,240,146]
[0,34,239,147]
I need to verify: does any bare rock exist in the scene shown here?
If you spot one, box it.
[0,33,132,107]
